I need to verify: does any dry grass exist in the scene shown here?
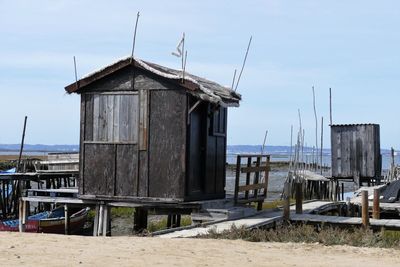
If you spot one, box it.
[203,223,400,249]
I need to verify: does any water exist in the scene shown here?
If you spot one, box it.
[227,153,399,170]
[225,150,400,201]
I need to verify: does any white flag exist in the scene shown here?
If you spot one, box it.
[172,33,185,57]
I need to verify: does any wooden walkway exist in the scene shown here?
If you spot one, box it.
[158,200,400,238]
[158,201,337,238]
[291,214,400,230]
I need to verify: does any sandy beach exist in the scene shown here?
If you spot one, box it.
[0,232,399,267]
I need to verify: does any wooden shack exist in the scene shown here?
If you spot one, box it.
[331,124,381,185]
[65,57,241,202]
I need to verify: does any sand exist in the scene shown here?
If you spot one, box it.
[0,232,399,267]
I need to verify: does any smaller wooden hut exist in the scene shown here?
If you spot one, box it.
[65,57,241,203]
[331,124,381,185]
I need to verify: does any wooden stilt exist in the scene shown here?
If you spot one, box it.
[18,199,24,232]
[373,189,380,220]
[295,182,303,214]
[102,206,110,237]
[93,204,100,236]
[361,190,369,228]
[134,208,148,232]
[283,182,290,221]
[64,204,70,235]
[18,199,28,232]
[167,214,172,228]
[98,204,104,236]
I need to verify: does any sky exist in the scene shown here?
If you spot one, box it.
[1,0,400,149]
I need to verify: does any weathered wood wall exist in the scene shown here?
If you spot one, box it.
[47,153,79,171]
[148,89,187,199]
[331,124,381,179]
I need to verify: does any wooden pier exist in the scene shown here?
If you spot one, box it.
[157,200,400,238]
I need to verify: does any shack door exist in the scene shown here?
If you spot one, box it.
[187,100,208,198]
[81,93,139,198]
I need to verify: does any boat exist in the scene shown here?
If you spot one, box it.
[0,206,90,234]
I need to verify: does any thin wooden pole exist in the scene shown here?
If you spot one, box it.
[102,206,109,237]
[131,11,140,60]
[261,130,268,154]
[98,204,104,236]
[329,87,333,125]
[64,204,70,235]
[312,86,318,168]
[18,199,25,232]
[320,117,324,175]
[231,69,237,91]
[361,190,369,228]
[17,116,28,172]
[295,182,303,214]
[73,56,79,91]
[373,189,380,219]
[234,156,241,204]
[289,125,293,171]
[93,204,100,236]
[283,182,290,220]
[234,36,252,92]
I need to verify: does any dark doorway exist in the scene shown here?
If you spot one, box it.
[187,101,208,198]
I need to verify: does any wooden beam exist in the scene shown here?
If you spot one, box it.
[93,204,100,236]
[295,182,303,214]
[373,189,380,220]
[283,182,290,221]
[362,190,369,228]
[238,183,267,192]
[240,166,268,173]
[64,204,70,235]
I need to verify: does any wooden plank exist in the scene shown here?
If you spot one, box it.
[118,94,129,141]
[115,144,138,197]
[112,95,120,142]
[128,94,139,143]
[83,144,115,196]
[139,89,149,150]
[234,155,241,204]
[138,151,148,197]
[79,95,86,195]
[237,197,267,204]
[98,95,108,141]
[134,71,171,90]
[238,183,268,192]
[79,66,134,92]
[215,137,226,195]
[92,94,100,141]
[241,165,268,173]
[205,136,217,194]
[84,94,93,141]
[148,90,186,199]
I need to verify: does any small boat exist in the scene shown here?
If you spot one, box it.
[0,206,90,234]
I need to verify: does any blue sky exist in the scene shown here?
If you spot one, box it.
[1,1,399,148]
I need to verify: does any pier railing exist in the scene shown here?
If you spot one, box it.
[234,154,270,211]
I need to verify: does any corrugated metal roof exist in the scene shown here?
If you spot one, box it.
[65,56,241,107]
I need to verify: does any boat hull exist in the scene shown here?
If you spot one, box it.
[0,207,89,234]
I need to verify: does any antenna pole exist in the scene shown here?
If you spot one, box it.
[329,87,333,125]
[73,56,78,90]
[320,117,324,175]
[131,12,140,61]
[231,69,237,91]
[234,36,252,92]
[182,50,188,82]
[261,130,268,154]
[312,86,319,167]
[17,116,28,172]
